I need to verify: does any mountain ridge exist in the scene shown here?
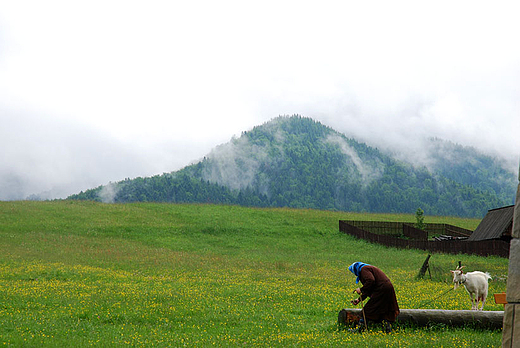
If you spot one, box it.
[68,115,516,218]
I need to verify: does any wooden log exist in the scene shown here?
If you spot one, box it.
[338,308,504,329]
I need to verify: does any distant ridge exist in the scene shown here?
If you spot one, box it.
[68,115,516,218]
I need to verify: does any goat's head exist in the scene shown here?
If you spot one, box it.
[450,266,465,290]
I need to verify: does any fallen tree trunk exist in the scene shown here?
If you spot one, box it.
[338,308,504,329]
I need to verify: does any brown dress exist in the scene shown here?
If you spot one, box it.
[358,265,400,322]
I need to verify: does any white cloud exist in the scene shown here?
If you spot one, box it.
[0,0,518,199]
[203,136,270,191]
[325,135,383,185]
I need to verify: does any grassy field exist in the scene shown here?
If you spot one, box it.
[0,201,508,347]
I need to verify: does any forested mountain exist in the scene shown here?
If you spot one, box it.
[68,115,516,218]
[420,138,516,205]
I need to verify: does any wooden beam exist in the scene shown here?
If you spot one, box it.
[338,308,503,329]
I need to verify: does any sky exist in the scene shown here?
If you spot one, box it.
[1,1,519,200]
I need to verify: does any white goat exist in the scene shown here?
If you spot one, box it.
[451,266,491,310]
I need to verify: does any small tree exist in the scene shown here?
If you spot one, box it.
[415,208,425,230]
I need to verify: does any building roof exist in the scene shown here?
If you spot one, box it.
[467,205,514,241]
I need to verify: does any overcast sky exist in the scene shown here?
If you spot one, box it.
[1,1,519,200]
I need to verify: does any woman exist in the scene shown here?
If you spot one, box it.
[348,261,400,332]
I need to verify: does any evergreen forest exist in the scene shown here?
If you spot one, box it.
[68,116,516,218]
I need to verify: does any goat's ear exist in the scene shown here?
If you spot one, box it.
[450,270,455,274]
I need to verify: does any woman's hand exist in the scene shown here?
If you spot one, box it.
[351,298,360,306]
[355,288,361,294]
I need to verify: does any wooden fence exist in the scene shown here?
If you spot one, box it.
[339,220,510,258]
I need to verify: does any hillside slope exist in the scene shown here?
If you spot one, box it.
[69,116,515,217]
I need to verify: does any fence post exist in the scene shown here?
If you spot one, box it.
[418,254,432,279]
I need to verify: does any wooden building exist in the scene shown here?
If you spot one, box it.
[467,205,514,242]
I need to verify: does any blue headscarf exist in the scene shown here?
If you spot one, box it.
[348,262,370,284]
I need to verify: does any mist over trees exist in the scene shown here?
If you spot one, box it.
[68,116,516,218]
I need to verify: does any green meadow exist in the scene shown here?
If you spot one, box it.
[0,201,508,347]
